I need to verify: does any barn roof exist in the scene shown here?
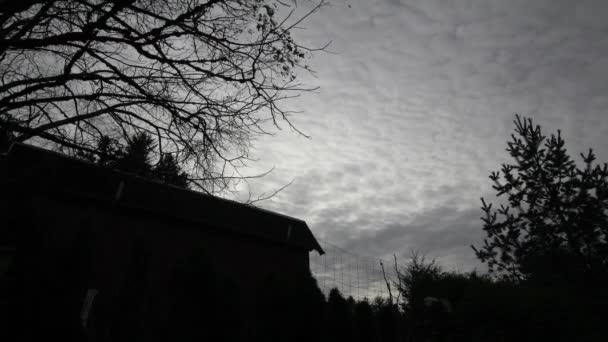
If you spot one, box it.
[0,143,324,255]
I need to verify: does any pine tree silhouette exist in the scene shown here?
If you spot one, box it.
[79,133,190,188]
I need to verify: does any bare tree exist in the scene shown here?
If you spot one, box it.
[0,0,327,194]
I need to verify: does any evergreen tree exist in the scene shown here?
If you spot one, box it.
[472,115,608,287]
[96,136,122,169]
[116,132,156,177]
[353,299,376,342]
[80,132,190,188]
[154,153,189,189]
[326,288,353,342]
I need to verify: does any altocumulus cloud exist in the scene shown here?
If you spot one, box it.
[240,0,608,270]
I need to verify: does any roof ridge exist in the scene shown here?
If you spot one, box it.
[7,142,307,224]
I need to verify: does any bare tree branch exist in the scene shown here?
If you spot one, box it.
[0,0,328,197]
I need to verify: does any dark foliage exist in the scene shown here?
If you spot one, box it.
[326,288,354,342]
[115,132,156,177]
[318,289,405,342]
[394,253,608,342]
[371,297,403,342]
[79,132,189,188]
[154,153,189,189]
[353,299,376,342]
[472,115,608,288]
[257,270,326,342]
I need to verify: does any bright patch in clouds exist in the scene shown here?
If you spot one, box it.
[244,0,608,270]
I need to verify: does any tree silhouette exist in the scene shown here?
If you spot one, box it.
[397,252,442,315]
[79,132,189,188]
[325,288,353,342]
[0,126,13,153]
[94,135,122,168]
[257,270,326,342]
[154,153,189,189]
[472,115,608,287]
[0,0,328,193]
[115,132,156,177]
[352,299,376,342]
[371,297,402,342]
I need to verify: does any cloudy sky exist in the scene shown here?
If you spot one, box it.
[244,0,608,271]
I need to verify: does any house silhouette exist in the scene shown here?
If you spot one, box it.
[0,143,324,341]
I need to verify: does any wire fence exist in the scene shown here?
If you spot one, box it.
[310,239,401,302]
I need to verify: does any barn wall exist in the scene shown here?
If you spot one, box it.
[10,193,311,341]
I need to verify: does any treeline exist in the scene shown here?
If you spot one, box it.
[2,247,605,342]
[292,254,607,342]
[396,255,606,342]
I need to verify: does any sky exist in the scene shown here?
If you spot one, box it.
[243,0,608,271]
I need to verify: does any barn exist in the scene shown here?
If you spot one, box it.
[0,143,325,341]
